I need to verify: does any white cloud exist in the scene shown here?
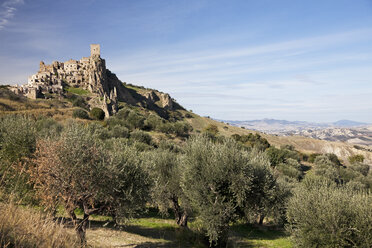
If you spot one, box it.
[0,0,24,30]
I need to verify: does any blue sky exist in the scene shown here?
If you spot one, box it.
[1,0,372,122]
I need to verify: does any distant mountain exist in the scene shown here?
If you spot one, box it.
[332,120,369,127]
[217,118,372,147]
[219,119,370,129]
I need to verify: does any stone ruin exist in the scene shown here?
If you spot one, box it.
[10,44,136,117]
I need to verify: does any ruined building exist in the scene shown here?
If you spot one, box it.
[10,44,136,116]
[9,44,183,118]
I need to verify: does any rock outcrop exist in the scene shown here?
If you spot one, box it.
[9,44,183,117]
[10,44,137,116]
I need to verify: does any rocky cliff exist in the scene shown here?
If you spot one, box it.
[10,44,183,117]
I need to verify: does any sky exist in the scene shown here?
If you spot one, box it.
[0,0,372,122]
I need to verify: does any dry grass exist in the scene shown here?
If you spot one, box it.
[0,201,78,248]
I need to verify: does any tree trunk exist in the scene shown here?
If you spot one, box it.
[76,213,89,246]
[178,210,188,227]
[171,196,188,228]
[171,196,182,223]
[258,214,265,225]
[68,208,77,226]
[212,228,229,248]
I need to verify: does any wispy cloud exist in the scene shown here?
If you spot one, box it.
[0,0,24,30]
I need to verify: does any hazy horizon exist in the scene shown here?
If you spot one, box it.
[1,0,371,122]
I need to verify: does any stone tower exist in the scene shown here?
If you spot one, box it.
[90,44,100,57]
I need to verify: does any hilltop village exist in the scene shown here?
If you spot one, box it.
[9,44,179,117]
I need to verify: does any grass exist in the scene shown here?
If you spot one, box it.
[124,84,142,92]
[52,206,291,247]
[230,223,292,248]
[0,201,78,248]
[65,86,90,95]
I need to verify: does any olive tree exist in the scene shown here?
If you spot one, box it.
[101,139,151,222]
[287,175,372,247]
[182,135,277,246]
[144,149,189,227]
[30,122,150,245]
[0,115,36,202]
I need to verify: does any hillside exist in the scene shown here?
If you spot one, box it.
[191,116,372,165]
[1,84,372,166]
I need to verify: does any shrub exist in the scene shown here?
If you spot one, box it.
[126,111,145,129]
[313,155,342,183]
[90,107,105,120]
[105,116,126,128]
[130,130,152,145]
[71,96,87,108]
[144,114,163,131]
[72,108,89,119]
[173,122,193,137]
[308,153,321,163]
[144,150,188,226]
[116,107,131,119]
[35,117,63,139]
[325,153,342,166]
[30,122,150,244]
[0,115,36,202]
[203,124,219,136]
[232,133,270,151]
[287,176,372,247]
[277,158,303,180]
[266,146,300,167]
[110,125,130,139]
[348,154,365,164]
[182,135,276,246]
[349,162,369,176]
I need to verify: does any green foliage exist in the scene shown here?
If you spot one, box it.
[65,86,89,95]
[287,176,372,247]
[72,108,90,119]
[203,124,219,136]
[30,122,151,242]
[308,153,321,163]
[89,107,105,120]
[232,133,270,151]
[313,155,342,183]
[309,152,341,165]
[144,114,163,130]
[0,115,36,163]
[313,154,372,189]
[157,140,183,153]
[109,125,130,139]
[70,96,88,108]
[0,115,36,201]
[182,135,277,246]
[114,107,145,130]
[276,158,303,181]
[158,122,193,137]
[266,146,300,167]
[130,130,152,145]
[325,153,342,166]
[101,139,151,222]
[126,111,145,129]
[349,162,369,176]
[348,154,365,164]
[116,107,131,119]
[35,117,63,139]
[144,149,189,226]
